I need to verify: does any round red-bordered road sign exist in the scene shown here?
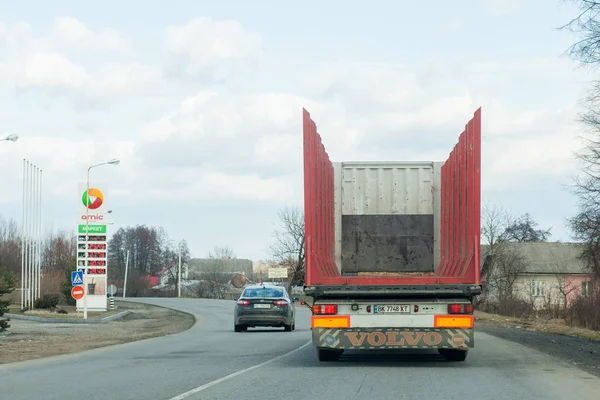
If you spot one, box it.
[71,285,84,300]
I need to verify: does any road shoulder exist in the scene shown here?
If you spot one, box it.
[0,301,195,365]
[477,320,600,378]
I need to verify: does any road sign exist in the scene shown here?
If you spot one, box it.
[268,267,288,279]
[71,285,84,300]
[71,271,84,286]
[107,284,117,296]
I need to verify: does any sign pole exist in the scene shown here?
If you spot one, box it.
[123,250,129,298]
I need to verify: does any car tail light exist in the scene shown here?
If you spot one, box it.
[448,303,474,314]
[274,300,288,306]
[312,304,338,315]
[237,300,250,306]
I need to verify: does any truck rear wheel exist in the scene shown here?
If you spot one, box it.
[317,348,343,362]
[438,349,468,361]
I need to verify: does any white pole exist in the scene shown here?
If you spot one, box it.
[32,167,38,302]
[123,250,129,298]
[20,159,25,310]
[23,161,29,309]
[30,165,36,307]
[178,243,182,298]
[28,162,33,308]
[37,169,42,298]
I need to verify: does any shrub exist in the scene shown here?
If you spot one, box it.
[34,293,61,310]
[565,288,600,330]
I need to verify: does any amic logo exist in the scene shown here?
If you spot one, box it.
[82,188,104,210]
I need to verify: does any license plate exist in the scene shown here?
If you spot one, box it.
[253,304,271,309]
[374,304,410,313]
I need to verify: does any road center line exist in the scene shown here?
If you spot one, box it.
[166,340,312,400]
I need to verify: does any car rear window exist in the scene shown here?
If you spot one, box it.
[242,288,284,298]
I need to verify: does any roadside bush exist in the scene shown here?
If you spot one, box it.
[479,296,536,319]
[34,293,60,310]
[566,289,600,331]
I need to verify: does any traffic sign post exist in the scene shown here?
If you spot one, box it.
[107,284,117,310]
[71,285,84,300]
[71,271,84,286]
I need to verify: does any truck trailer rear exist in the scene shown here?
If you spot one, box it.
[302,107,482,362]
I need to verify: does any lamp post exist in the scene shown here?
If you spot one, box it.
[83,158,119,319]
[0,134,18,142]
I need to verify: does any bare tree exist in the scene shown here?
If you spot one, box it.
[481,204,511,278]
[488,243,527,302]
[480,204,527,304]
[269,206,305,288]
[504,213,552,242]
[192,246,236,299]
[561,1,600,278]
[560,1,600,66]
[164,240,191,295]
[0,215,22,276]
[45,230,76,272]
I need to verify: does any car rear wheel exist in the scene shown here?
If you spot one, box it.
[284,323,292,331]
[317,348,343,362]
[438,349,468,361]
[234,324,246,332]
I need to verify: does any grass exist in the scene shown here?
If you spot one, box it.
[7,304,121,319]
[475,310,600,342]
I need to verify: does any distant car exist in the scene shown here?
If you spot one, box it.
[234,284,298,332]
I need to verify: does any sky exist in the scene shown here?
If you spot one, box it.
[0,0,595,264]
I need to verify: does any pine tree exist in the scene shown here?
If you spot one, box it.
[0,270,16,331]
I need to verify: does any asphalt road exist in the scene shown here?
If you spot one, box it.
[1,298,600,400]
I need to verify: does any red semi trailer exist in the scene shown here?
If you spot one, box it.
[302,107,482,362]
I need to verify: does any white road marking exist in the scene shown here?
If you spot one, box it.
[166,340,312,400]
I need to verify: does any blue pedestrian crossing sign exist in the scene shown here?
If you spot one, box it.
[71,271,84,286]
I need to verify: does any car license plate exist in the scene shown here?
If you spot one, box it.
[374,304,410,313]
[253,304,271,309]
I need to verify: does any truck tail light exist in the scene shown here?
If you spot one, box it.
[237,300,250,306]
[448,303,474,314]
[312,304,338,315]
[274,300,289,307]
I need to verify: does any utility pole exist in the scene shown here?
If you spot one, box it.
[123,250,129,298]
[178,243,182,298]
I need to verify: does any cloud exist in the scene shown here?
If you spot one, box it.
[133,90,312,203]
[51,16,129,53]
[0,16,265,103]
[164,17,262,80]
[0,52,163,98]
[485,0,521,17]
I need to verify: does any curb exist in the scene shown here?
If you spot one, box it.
[4,310,132,324]
[114,298,198,325]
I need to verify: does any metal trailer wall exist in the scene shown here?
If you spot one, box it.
[336,161,439,275]
[302,108,481,286]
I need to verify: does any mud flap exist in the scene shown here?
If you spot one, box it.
[313,327,474,350]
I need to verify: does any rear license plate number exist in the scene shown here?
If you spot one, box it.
[374,304,410,313]
[253,304,271,309]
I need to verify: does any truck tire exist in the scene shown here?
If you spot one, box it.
[317,348,343,362]
[438,349,467,361]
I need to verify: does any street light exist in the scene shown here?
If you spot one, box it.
[1,134,18,142]
[83,158,120,319]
